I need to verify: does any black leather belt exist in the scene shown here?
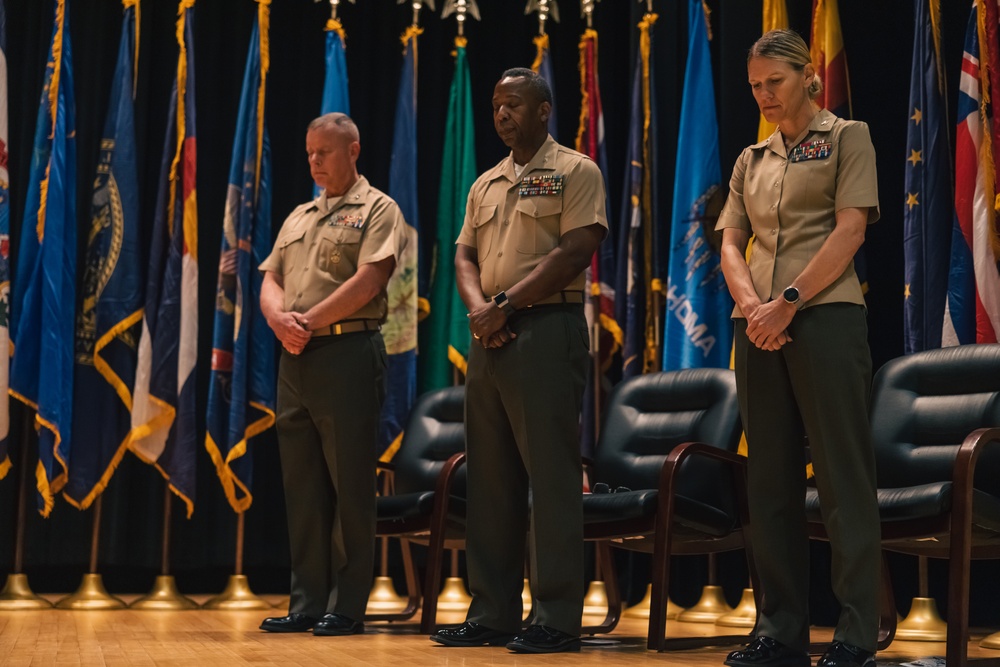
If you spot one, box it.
[529,290,585,307]
[311,319,381,337]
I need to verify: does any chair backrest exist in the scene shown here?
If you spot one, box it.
[593,368,742,509]
[392,385,468,496]
[871,343,1000,493]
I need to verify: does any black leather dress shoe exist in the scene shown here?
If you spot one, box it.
[430,621,515,647]
[725,636,811,666]
[817,641,876,667]
[313,613,364,636]
[505,625,581,654]
[259,613,318,633]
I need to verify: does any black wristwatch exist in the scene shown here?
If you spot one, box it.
[493,290,516,316]
[782,286,801,306]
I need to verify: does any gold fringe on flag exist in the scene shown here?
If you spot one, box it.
[575,28,598,153]
[639,12,658,373]
[168,0,196,237]
[255,0,270,200]
[123,0,140,96]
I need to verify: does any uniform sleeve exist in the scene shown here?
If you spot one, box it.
[357,197,400,266]
[455,180,480,247]
[715,147,751,233]
[559,157,608,237]
[835,121,880,224]
[259,217,292,274]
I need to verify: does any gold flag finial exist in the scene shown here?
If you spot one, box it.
[398,0,436,27]
[580,0,600,28]
[442,0,480,37]
[526,0,559,36]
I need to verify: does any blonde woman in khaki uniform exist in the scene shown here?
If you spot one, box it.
[717,31,880,667]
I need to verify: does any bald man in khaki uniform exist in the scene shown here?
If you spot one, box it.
[258,113,401,637]
[430,68,607,654]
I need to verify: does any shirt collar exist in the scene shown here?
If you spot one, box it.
[495,134,559,182]
[313,175,370,213]
[751,108,838,156]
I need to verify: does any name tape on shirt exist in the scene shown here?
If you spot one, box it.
[518,174,564,197]
[789,140,832,163]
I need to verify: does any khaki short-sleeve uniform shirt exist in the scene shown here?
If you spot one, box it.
[715,109,879,318]
[259,175,401,321]
[456,135,608,297]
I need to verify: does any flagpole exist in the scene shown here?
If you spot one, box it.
[55,495,126,609]
[202,512,270,609]
[131,484,198,609]
[0,410,52,609]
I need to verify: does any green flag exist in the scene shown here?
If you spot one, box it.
[421,38,477,391]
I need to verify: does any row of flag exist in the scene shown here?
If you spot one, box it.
[4,0,1000,522]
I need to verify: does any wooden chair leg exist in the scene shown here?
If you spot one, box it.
[876,551,896,651]
[419,538,447,635]
[582,541,621,635]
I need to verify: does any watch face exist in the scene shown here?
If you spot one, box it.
[784,287,799,303]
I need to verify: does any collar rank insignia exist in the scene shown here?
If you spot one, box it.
[789,140,832,163]
[518,174,564,197]
[330,213,364,228]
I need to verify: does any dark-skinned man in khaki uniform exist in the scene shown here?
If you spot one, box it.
[717,31,880,667]
[430,68,607,654]
[258,113,401,637]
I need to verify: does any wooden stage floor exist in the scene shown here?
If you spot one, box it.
[2,594,999,666]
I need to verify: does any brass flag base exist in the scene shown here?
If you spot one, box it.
[895,597,947,641]
[980,630,1000,649]
[0,573,53,610]
[582,580,609,616]
[623,583,684,620]
[716,588,757,628]
[55,574,126,610]
[201,575,270,610]
[677,585,733,623]
[436,576,472,612]
[365,575,410,614]
[130,576,198,610]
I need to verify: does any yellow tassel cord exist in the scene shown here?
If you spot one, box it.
[400,23,422,53]
[639,13,658,373]
[325,17,347,46]
[452,35,468,56]
[123,0,140,96]
[701,0,713,42]
[168,0,195,237]
[448,344,468,377]
[531,33,549,73]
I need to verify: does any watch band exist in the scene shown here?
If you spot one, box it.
[493,290,516,316]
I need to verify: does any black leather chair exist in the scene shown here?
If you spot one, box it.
[805,343,1000,667]
[372,386,468,634]
[582,368,753,651]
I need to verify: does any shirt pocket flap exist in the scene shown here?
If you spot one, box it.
[514,195,563,219]
[473,204,498,228]
[277,228,307,249]
[328,226,364,244]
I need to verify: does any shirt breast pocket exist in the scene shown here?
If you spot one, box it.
[277,229,307,275]
[514,196,562,255]
[318,226,363,280]
[473,204,498,263]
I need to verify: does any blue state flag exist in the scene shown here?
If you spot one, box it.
[64,4,143,509]
[662,0,732,371]
[316,18,350,198]
[129,0,198,516]
[9,0,77,516]
[0,0,11,481]
[205,8,276,513]
[903,0,951,354]
[379,27,420,462]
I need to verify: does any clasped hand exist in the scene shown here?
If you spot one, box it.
[467,301,517,349]
[744,300,794,351]
[271,310,312,355]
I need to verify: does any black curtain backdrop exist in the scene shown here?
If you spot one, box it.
[2,0,994,627]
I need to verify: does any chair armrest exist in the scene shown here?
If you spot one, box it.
[433,451,467,500]
[377,461,396,473]
[951,427,1000,514]
[658,441,747,491]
